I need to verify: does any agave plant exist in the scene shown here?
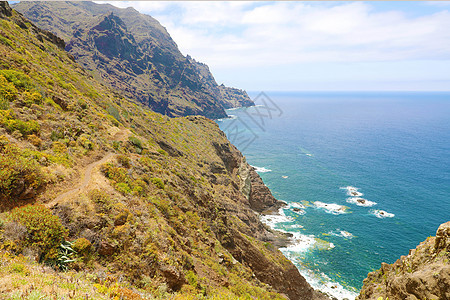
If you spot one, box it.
[55,240,76,271]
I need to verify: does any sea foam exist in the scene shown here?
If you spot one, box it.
[371,209,395,218]
[314,201,349,215]
[346,197,377,207]
[251,165,272,173]
[297,268,359,300]
[341,186,363,197]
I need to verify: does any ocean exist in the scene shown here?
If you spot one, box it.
[216,92,450,299]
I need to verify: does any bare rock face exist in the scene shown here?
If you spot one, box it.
[187,55,255,109]
[248,167,284,213]
[357,221,450,300]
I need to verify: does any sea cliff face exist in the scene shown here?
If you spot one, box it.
[0,2,327,298]
[358,221,450,300]
[187,55,255,109]
[13,1,252,118]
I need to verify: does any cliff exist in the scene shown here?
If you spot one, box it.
[0,2,327,299]
[358,221,450,300]
[13,1,252,118]
[187,55,254,109]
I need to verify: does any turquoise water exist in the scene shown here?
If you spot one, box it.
[217,92,450,299]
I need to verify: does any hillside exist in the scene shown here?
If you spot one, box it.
[13,1,254,119]
[0,2,326,299]
[358,222,450,300]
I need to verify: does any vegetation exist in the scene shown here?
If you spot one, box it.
[0,138,46,201]
[0,3,301,299]
[7,204,67,260]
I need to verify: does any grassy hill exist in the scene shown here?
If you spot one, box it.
[0,2,326,299]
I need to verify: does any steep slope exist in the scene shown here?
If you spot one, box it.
[358,222,450,300]
[13,1,253,118]
[188,55,254,109]
[0,2,326,299]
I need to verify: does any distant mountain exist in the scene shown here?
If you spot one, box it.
[13,1,254,118]
[188,55,255,109]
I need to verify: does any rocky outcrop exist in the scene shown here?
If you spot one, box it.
[219,84,255,108]
[0,1,12,18]
[358,221,450,300]
[248,167,285,214]
[0,1,64,50]
[188,55,254,109]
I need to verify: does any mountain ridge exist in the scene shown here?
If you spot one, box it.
[13,1,254,119]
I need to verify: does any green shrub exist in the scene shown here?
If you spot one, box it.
[73,238,92,256]
[77,134,93,150]
[116,182,132,194]
[0,138,46,200]
[106,105,122,123]
[186,270,199,289]
[0,96,9,110]
[8,204,67,260]
[101,163,128,183]
[0,35,14,47]
[23,91,42,107]
[157,149,168,156]
[0,70,33,90]
[50,129,64,141]
[77,99,87,109]
[150,177,165,189]
[88,189,110,204]
[0,75,18,101]
[0,109,40,136]
[117,154,131,168]
[129,136,143,150]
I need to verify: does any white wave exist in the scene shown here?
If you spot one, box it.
[340,186,363,197]
[280,232,316,253]
[328,230,354,239]
[314,201,349,215]
[225,107,240,111]
[260,208,357,299]
[288,224,304,229]
[346,197,377,207]
[298,268,358,300]
[251,165,272,173]
[260,207,294,228]
[288,202,306,209]
[371,209,395,218]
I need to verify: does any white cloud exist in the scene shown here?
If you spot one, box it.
[98,1,450,90]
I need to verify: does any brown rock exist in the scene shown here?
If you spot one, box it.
[98,240,115,256]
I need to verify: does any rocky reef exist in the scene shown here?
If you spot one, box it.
[358,221,450,300]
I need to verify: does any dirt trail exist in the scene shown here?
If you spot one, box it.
[47,128,130,208]
[47,153,115,208]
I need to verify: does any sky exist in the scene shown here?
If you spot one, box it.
[103,1,450,91]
